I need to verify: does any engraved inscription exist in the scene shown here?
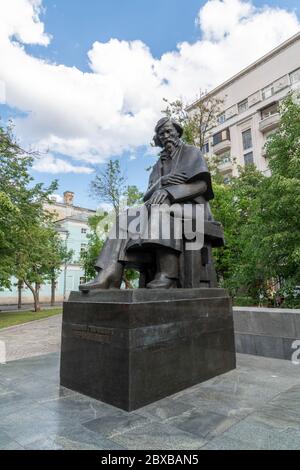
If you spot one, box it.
[70,324,114,343]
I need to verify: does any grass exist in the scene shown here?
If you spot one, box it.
[0,307,62,329]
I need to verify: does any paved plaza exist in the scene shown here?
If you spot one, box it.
[0,315,62,362]
[0,350,300,450]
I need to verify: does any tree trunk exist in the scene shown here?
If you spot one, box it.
[35,283,41,312]
[24,281,41,312]
[123,273,132,289]
[51,278,56,307]
[17,280,22,310]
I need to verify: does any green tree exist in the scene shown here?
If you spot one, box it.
[248,93,300,297]
[218,93,300,303]
[15,223,70,311]
[0,192,18,287]
[211,165,266,295]
[0,124,32,286]
[90,159,126,214]
[88,160,144,287]
[125,185,144,206]
[80,214,105,281]
[0,123,68,310]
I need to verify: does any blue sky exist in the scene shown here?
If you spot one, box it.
[1,0,299,209]
[28,0,300,66]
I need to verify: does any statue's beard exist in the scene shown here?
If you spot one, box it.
[164,138,179,154]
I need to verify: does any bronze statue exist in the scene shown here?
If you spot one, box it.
[80,117,224,291]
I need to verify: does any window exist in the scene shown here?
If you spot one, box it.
[213,131,222,146]
[201,142,209,154]
[81,228,87,234]
[223,172,232,184]
[79,277,86,285]
[261,103,279,120]
[262,84,274,100]
[238,99,248,114]
[244,152,254,165]
[217,112,226,124]
[220,151,231,165]
[242,129,252,150]
[290,68,300,85]
[213,128,230,146]
[80,243,87,254]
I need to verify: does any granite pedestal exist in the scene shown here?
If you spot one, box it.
[60,289,236,411]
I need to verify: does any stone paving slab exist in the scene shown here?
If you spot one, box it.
[0,352,299,450]
[0,314,62,361]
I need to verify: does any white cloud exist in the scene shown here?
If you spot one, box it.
[33,154,94,174]
[0,0,50,45]
[0,80,6,103]
[197,0,254,41]
[96,202,114,213]
[49,193,63,203]
[0,0,299,169]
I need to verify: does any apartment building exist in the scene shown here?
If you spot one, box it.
[188,32,300,181]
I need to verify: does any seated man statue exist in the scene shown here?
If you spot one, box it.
[80,117,224,291]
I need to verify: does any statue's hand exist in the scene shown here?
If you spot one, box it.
[146,189,169,205]
[161,171,188,186]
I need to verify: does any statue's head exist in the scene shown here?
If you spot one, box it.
[153,118,183,153]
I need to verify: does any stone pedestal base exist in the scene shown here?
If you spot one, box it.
[60,289,236,411]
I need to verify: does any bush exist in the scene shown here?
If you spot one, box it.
[280,295,300,309]
[233,296,257,307]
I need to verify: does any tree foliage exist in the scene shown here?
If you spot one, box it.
[90,159,126,213]
[244,94,300,297]
[86,161,144,286]
[0,124,69,310]
[80,214,105,280]
[215,93,300,303]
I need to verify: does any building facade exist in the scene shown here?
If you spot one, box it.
[188,32,300,181]
[0,192,96,305]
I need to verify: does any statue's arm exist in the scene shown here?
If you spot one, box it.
[143,178,162,202]
[164,180,208,203]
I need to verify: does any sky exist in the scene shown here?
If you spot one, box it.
[0,0,299,209]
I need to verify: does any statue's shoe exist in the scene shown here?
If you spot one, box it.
[79,279,109,292]
[146,274,178,289]
[79,268,122,292]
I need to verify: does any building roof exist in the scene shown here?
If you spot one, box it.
[56,214,92,224]
[47,201,95,214]
[187,31,300,110]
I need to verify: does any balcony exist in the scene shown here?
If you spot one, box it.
[259,113,280,133]
[218,159,233,173]
[212,139,231,155]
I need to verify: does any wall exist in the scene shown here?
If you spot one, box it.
[233,307,300,360]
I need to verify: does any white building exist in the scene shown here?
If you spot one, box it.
[188,32,300,181]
